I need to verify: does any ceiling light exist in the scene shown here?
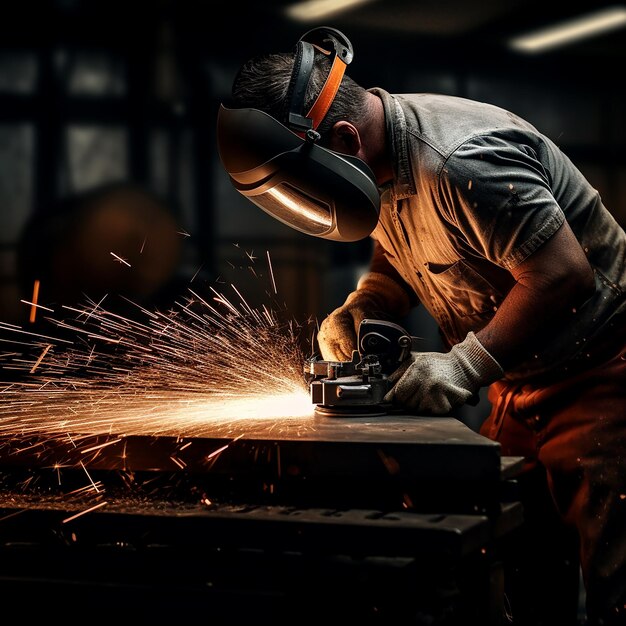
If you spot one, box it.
[285,0,376,22]
[509,6,626,53]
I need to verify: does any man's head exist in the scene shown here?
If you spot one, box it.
[231,50,369,151]
[216,27,385,242]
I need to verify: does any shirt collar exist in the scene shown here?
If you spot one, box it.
[368,87,416,201]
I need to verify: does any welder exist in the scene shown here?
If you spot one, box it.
[217,27,626,626]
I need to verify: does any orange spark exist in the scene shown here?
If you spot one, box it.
[0,509,28,522]
[62,501,108,524]
[29,344,52,374]
[190,264,204,283]
[170,455,186,469]
[28,279,40,323]
[267,251,277,294]
[206,443,230,460]
[0,279,315,443]
[110,252,131,267]
[21,300,54,314]
[80,438,123,454]
[79,461,101,493]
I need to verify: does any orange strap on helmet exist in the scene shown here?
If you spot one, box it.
[286,27,354,140]
[303,50,347,135]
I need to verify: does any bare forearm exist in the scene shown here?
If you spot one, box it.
[475,225,595,370]
[476,278,582,369]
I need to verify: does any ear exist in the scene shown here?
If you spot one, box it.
[328,121,362,156]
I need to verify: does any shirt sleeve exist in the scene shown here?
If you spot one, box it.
[437,133,565,270]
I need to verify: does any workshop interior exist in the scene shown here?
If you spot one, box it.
[0,0,624,623]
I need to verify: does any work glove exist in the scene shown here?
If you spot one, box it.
[317,272,412,362]
[384,331,504,414]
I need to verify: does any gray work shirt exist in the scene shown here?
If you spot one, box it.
[370,87,626,381]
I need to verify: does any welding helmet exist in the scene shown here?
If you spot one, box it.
[216,27,380,242]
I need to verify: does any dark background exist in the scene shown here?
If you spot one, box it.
[1,0,625,428]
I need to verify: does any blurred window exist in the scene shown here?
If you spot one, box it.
[0,52,38,94]
[63,51,126,97]
[65,126,128,192]
[0,124,34,243]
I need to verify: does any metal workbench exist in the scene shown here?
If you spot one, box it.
[0,413,524,624]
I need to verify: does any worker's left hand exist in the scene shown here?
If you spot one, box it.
[384,331,504,414]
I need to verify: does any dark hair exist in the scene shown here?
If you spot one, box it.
[231,50,368,142]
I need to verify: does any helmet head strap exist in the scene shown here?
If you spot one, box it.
[284,27,354,139]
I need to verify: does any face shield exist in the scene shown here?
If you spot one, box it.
[216,27,381,243]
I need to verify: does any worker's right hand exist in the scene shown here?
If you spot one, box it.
[317,272,414,362]
[317,291,376,361]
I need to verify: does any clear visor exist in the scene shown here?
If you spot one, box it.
[257,182,332,236]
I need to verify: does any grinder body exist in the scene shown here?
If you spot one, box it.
[304,319,413,417]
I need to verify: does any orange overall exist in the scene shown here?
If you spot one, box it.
[481,327,626,626]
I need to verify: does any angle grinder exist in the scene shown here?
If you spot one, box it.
[304,318,416,417]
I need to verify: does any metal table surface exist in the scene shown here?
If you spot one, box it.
[0,412,525,624]
[0,413,517,514]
